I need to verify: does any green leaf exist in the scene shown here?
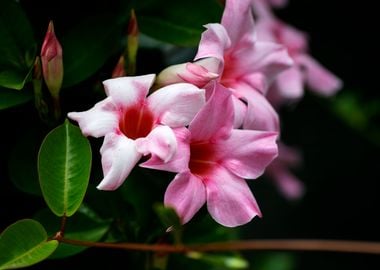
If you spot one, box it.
[0,219,58,269]
[0,87,33,110]
[138,0,223,46]
[187,252,249,269]
[8,129,42,196]
[38,119,92,217]
[154,203,182,244]
[0,0,36,90]
[62,14,124,88]
[35,206,112,259]
[252,253,295,270]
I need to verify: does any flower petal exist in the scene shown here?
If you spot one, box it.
[135,125,177,163]
[266,163,305,200]
[273,66,304,100]
[68,97,118,138]
[189,82,234,141]
[97,133,141,190]
[221,0,256,46]
[103,74,156,108]
[296,54,343,96]
[239,41,293,95]
[164,171,206,224]
[232,96,247,128]
[241,88,280,132]
[140,127,191,173]
[194,23,231,68]
[148,83,205,127]
[205,166,261,227]
[220,129,278,179]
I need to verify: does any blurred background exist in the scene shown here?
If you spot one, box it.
[0,0,379,269]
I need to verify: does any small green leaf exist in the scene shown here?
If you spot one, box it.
[38,119,92,217]
[0,219,58,269]
[187,252,249,269]
[0,0,36,89]
[35,206,112,259]
[138,0,223,46]
[0,87,33,110]
[62,14,124,88]
[154,203,182,244]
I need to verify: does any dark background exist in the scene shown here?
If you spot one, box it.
[1,0,379,269]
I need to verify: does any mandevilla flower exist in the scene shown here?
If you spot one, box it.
[156,0,293,131]
[68,74,205,190]
[266,143,305,200]
[140,82,278,227]
[252,0,342,105]
[41,20,63,99]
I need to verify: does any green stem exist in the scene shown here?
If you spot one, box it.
[59,238,380,255]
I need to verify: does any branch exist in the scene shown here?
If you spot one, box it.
[59,238,380,255]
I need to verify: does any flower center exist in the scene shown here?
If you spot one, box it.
[189,141,217,176]
[119,104,155,140]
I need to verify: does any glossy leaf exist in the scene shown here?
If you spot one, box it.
[0,219,58,269]
[0,0,36,90]
[138,0,223,46]
[61,14,124,88]
[35,206,112,259]
[0,87,33,110]
[38,119,92,217]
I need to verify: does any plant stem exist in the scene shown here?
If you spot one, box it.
[59,238,380,255]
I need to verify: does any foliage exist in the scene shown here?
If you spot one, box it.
[0,0,379,269]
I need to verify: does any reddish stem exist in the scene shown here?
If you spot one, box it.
[59,238,380,255]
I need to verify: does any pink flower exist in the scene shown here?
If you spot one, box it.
[141,82,278,227]
[68,74,205,190]
[156,0,293,131]
[265,143,305,200]
[252,0,342,105]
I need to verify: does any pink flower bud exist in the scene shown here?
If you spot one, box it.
[111,55,126,78]
[128,9,138,38]
[41,21,63,98]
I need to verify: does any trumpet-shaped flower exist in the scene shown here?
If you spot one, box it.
[141,82,278,227]
[156,0,292,131]
[68,74,205,190]
[252,0,342,105]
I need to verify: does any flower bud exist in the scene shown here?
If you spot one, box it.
[41,21,63,98]
[112,55,126,78]
[155,58,219,88]
[126,9,139,75]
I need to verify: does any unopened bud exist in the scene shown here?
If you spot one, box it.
[41,21,63,98]
[126,9,139,75]
[112,55,126,78]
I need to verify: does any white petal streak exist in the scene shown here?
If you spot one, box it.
[103,74,156,108]
[67,97,118,138]
[97,133,141,190]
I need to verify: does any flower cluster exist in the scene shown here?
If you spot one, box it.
[68,0,341,227]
